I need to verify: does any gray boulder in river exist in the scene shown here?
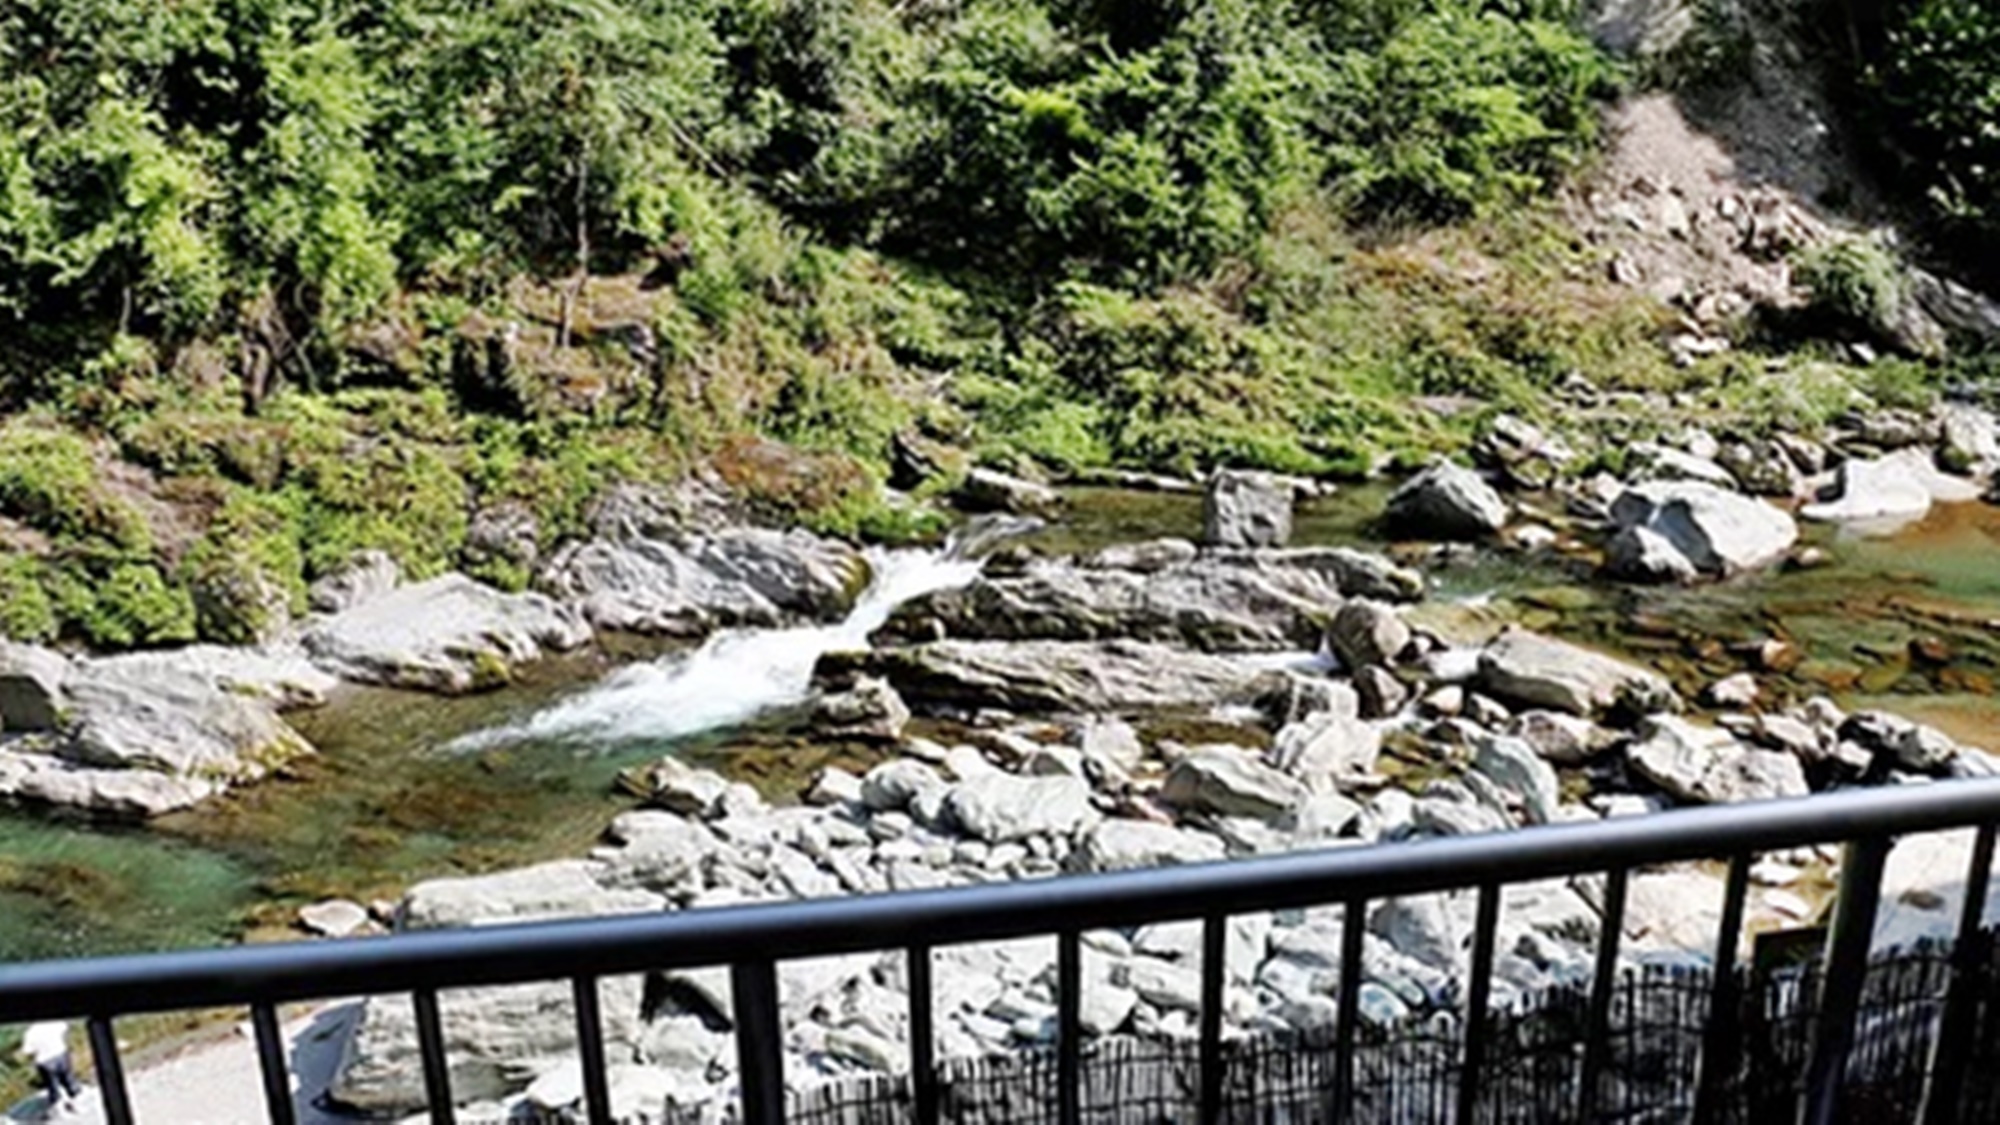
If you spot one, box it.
[1476,628,1680,720]
[1202,469,1292,548]
[304,574,591,693]
[1607,480,1797,578]
[817,638,1291,715]
[1385,462,1508,540]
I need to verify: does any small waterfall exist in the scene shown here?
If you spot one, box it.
[452,517,1034,750]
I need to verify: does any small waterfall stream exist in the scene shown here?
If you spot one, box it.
[452,518,1034,750]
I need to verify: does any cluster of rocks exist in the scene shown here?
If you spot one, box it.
[321,475,1999,1119]
[1386,404,2000,586]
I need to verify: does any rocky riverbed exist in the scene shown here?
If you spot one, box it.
[7,402,2000,1119]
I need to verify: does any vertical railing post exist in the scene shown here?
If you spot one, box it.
[1457,883,1501,1125]
[732,960,786,1125]
[1334,898,1367,1125]
[1199,914,1227,1124]
[86,1014,134,1125]
[1057,931,1082,1125]
[1692,853,1752,1124]
[1800,835,1893,1125]
[251,1001,299,1125]
[909,944,940,1125]
[572,976,613,1125]
[1576,866,1630,1124]
[411,987,457,1125]
[1919,824,1997,1125]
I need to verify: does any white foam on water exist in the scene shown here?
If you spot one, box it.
[450,543,991,751]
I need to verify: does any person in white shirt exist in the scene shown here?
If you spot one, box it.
[17,1020,82,1117]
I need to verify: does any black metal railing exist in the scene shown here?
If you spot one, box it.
[7,778,2000,1125]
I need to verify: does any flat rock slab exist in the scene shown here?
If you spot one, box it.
[304,574,591,693]
[820,639,1284,715]
[1476,629,1679,719]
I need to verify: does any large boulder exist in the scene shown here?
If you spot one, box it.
[882,556,1342,652]
[1326,600,1410,671]
[1604,524,1699,584]
[1476,629,1679,719]
[1209,547,1425,603]
[87,646,338,710]
[1385,463,1507,540]
[305,574,591,692]
[817,640,1280,715]
[945,773,1097,843]
[1076,820,1227,872]
[64,661,314,783]
[539,539,779,636]
[688,529,869,620]
[1608,481,1797,577]
[1626,716,1809,804]
[1203,470,1293,549]
[1937,404,2000,476]
[0,642,69,731]
[955,468,1061,518]
[1270,706,1380,794]
[0,750,217,818]
[308,550,401,615]
[1161,749,1308,820]
[1801,454,1933,525]
[332,861,661,1113]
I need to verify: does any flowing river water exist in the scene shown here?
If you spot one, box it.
[3,487,1999,964]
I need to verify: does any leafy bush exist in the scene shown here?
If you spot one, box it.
[0,557,57,643]
[54,562,197,649]
[1795,237,1904,337]
[0,428,152,552]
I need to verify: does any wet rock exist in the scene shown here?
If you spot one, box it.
[0,642,69,731]
[946,773,1097,843]
[1626,716,1808,804]
[64,661,313,786]
[690,529,870,621]
[1161,749,1308,820]
[299,899,372,938]
[810,677,910,742]
[308,549,401,614]
[1477,628,1680,719]
[1203,469,1293,549]
[1802,454,1933,524]
[883,556,1341,652]
[1704,673,1760,709]
[1326,600,1410,671]
[956,468,1061,518]
[821,639,1279,716]
[1474,414,1575,491]
[1082,539,1198,574]
[1077,819,1227,872]
[1604,524,1699,584]
[0,750,217,818]
[1270,707,1381,794]
[1473,737,1560,825]
[1353,666,1412,720]
[539,539,779,635]
[1717,440,1804,497]
[1223,547,1426,603]
[620,759,752,819]
[1385,462,1508,540]
[860,759,947,812]
[305,574,590,692]
[1608,481,1798,577]
[1937,403,2000,476]
[1506,710,1608,765]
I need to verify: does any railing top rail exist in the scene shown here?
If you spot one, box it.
[5,778,2000,1023]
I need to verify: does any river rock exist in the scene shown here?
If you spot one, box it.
[305,574,589,692]
[1203,470,1292,548]
[0,642,69,731]
[0,750,218,817]
[1077,819,1227,872]
[1717,440,1804,497]
[1608,481,1797,577]
[1473,737,1560,825]
[688,529,869,620]
[1476,628,1679,719]
[63,661,313,784]
[1938,404,2000,475]
[956,468,1061,518]
[883,556,1340,652]
[308,549,401,614]
[1507,710,1610,765]
[1385,463,1508,540]
[1079,717,1146,780]
[1326,600,1409,671]
[1270,709,1380,794]
[1231,547,1425,602]
[332,862,660,1113]
[1839,711,1961,774]
[1626,443,1737,489]
[1604,524,1699,584]
[1369,896,1462,971]
[299,899,372,938]
[945,773,1097,843]
[1474,414,1574,490]
[1353,666,1411,719]
[1798,449,1983,525]
[819,640,1280,716]
[810,677,910,742]
[1161,749,1307,820]
[861,759,947,812]
[86,645,338,710]
[1083,539,1198,574]
[463,501,541,583]
[538,539,781,636]
[1626,716,1808,804]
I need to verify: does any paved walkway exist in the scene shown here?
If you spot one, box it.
[5,1005,362,1125]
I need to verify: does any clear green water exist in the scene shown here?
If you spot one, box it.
[5,487,2000,964]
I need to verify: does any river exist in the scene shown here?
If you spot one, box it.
[2,487,1996,963]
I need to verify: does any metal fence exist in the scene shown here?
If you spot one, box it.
[7,779,2000,1125]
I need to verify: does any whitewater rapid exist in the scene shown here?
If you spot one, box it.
[449,536,1005,751]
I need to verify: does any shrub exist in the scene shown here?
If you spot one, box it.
[1795,237,1904,337]
[0,557,57,644]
